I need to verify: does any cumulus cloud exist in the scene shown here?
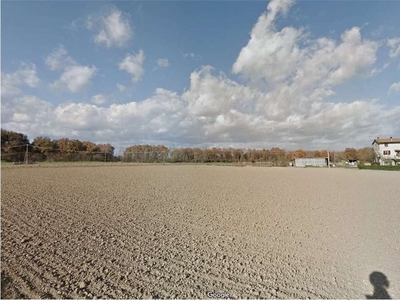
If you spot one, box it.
[389,82,400,94]
[387,37,400,58]
[51,65,98,93]
[2,0,399,151]
[157,58,170,68]
[233,4,377,89]
[46,46,98,93]
[119,50,145,82]
[1,63,39,97]
[1,96,54,136]
[231,0,379,126]
[91,94,107,105]
[88,7,132,48]
[45,45,76,71]
[232,0,299,84]
[1,89,185,146]
[3,65,399,152]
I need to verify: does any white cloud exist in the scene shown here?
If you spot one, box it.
[1,63,39,97]
[230,0,379,128]
[3,65,399,153]
[232,0,299,84]
[387,37,400,58]
[51,65,98,93]
[1,96,54,136]
[371,63,390,76]
[2,0,399,152]
[389,82,400,94]
[183,52,195,58]
[88,8,132,48]
[45,45,76,71]
[117,83,127,92]
[182,52,200,59]
[91,94,107,105]
[233,3,377,89]
[1,89,185,146]
[119,50,145,82]
[157,58,170,68]
[46,46,98,93]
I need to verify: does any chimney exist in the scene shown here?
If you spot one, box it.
[390,137,392,141]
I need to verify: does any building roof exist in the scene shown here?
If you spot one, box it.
[372,138,400,145]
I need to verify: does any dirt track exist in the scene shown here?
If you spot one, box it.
[1,165,399,299]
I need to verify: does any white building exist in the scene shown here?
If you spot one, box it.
[372,137,400,165]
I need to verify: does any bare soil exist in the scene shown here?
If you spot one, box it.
[1,165,399,299]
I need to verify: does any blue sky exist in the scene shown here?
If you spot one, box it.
[2,0,400,154]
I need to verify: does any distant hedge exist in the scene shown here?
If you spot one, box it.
[358,164,400,171]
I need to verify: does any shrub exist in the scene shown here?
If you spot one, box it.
[358,164,400,171]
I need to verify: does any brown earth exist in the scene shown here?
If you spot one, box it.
[1,165,399,299]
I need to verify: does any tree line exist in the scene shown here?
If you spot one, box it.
[1,129,375,164]
[1,129,114,162]
[122,145,375,165]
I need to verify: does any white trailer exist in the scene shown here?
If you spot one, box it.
[295,158,327,167]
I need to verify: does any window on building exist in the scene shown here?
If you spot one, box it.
[385,143,388,147]
[383,150,391,155]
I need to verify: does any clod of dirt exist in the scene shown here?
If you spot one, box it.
[21,237,32,243]
[78,281,88,289]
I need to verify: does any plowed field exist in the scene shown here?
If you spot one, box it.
[1,165,399,298]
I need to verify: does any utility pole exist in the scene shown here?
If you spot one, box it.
[327,150,330,168]
[25,144,29,164]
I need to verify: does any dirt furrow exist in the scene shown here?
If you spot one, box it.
[2,166,399,298]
